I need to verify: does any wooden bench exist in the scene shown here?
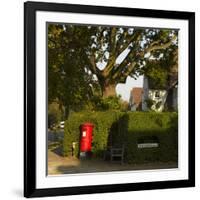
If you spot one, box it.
[104,145,124,164]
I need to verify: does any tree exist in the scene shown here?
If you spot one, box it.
[86,27,178,97]
[48,24,178,113]
[143,45,178,90]
[142,45,178,111]
[48,24,99,116]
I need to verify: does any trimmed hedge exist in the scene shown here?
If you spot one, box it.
[111,112,178,163]
[63,111,178,163]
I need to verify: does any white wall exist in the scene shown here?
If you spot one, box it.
[0,0,199,199]
[148,90,167,111]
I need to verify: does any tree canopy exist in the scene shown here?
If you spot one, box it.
[48,23,178,115]
[48,24,100,114]
[86,26,178,96]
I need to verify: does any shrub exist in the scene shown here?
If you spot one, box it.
[63,111,178,164]
[100,96,121,110]
[88,95,128,111]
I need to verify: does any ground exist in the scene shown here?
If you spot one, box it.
[48,144,178,175]
[48,130,178,175]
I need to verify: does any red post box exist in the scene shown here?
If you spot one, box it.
[79,122,94,157]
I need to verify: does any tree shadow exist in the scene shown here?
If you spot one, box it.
[51,146,63,156]
[105,112,178,164]
[48,131,64,156]
[108,113,129,146]
[105,113,129,161]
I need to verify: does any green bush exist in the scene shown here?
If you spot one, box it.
[63,111,178,164]
[88,95,128,111]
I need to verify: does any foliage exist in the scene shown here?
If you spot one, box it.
[86,27,178,97]
[63,111,178,163]
[48,23,178,108]
[92,95,125,110]
[48,24,98,116]
[100,96,122,110]
[144,61,168,89]
[145,99,155,110]
[48,102,62,128]
[142,46,178,90]
[83,95,129,111]
[145,98,164,111]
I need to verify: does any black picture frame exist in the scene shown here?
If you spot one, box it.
[24,1,195,198]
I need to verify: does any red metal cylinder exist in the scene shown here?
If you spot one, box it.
[79,122,94,153]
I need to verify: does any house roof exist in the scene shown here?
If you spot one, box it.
[130,87,143,105]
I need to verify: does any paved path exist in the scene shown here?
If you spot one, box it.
[48,149,178,175]
[48,130,64,144]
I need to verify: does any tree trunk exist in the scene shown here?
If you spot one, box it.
[102,84,117,98]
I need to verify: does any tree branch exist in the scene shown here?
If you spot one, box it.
[87,53,102,76]
[111,50,133,80]
[116,30,142,57]
[115,62,137,83]
[145,35,177,55]
[109,27,117,54]
[102,55,116,77]
[167,80,178,91]
[102,31,142,78]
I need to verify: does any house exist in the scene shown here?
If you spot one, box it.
[129,87,143,111]
[142,75,178,112]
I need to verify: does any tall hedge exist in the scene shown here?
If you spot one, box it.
[119,112,178,163]
[63,111,178,163]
